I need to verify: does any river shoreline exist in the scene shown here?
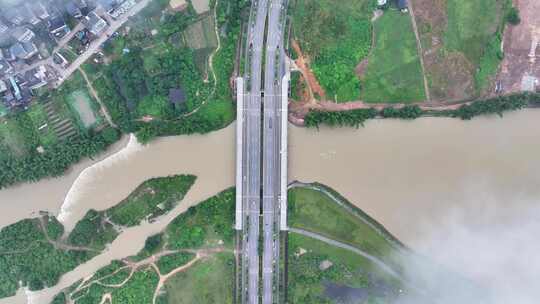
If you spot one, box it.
[0,135,130,229]
[2,110,540,303]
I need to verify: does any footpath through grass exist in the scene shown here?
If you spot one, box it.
[160,252,235,304]
[361,10,426,103]
[51,188,236,304]
[288,186,400,263]
[288,233,402,303]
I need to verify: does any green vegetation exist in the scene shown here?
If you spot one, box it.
[158,253,235,304]
[67,209,119,251]
[288,233,401,303]
[69,175,196,250]
[445,0,510,92]
[380,105,423,119]
[304,109,378,129]
[361,10,426,102]
[0,127,120,189]
[0,218,92,298]
[288,186,399,262]
[305,93,538,128]
[166,188,235,249]
[506,7,520,25]
[0,175,196,299]
[51,188,236,303]
[437,93,531,120]
[0,0,246,189]
[287,184,409,303]
[445,0,505,64]
[292,0,374,102]
[90,0,246,143]
[475,33,504,90]
[68,266,160,304]
[108,175,196,226]
[156,252,195,274]
[0,69,120,189]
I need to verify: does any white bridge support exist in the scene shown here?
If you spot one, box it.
[235,77,244,231]
[280,72,289,231]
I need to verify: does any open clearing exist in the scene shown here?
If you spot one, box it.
[191,0,210,14]
[497,0,540,93]
[361,9,426,103]
[291,0,373,102]
[287,233,402,303]
[288,186,398,261]
[412,0,508,101]
[184,14,218,74]
[68,90,98,128]
[161,253,234,303]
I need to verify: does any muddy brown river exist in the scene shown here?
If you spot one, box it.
[2,110,540,303]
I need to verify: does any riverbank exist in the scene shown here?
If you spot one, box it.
[0,134,129,228]
[2,111,540,303]
[290,92,540,126]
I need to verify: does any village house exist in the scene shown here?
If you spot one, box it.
[82,11,108,36]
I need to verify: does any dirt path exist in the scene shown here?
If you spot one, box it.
[291,40,326,102]
[38,217,100,253]
[289,97,467,121]
[407,3,431,102]
[62,247,227,303]
[98,293,112,304]
[289,182,403,248]
[289,228,402,280]
[151,253,202,304]
[79,68,117,128]
[182,0,222,118]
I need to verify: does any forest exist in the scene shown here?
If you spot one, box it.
[0,127,120,189]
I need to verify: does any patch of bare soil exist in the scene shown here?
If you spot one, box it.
[292,40,327,101]
[497,0,540,94]
[355,58,369,78]
[411,0,475,102]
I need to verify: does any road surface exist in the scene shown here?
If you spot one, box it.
[241,0,269,303]
[262,0,286,303]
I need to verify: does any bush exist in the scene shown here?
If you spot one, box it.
[506,7,520,25]
[380,105,423,119]
[304,109,378,129]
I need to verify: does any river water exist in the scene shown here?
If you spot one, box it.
[1,110,540,303]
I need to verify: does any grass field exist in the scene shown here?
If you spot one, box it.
[0,118,28,157]
[160,253,234,304]
[184,13,218,72]
[0,103,6,117]
[67,90,98,128]
[288,233,402,303]
[445,0,507,92]
[414,0,509,100]
[361,10,426,103]
[292,0,374,102]
[288,186,399,263]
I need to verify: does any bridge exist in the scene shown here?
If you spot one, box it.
[236,0,289,303]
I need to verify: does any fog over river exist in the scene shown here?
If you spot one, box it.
[2,110,540,303]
